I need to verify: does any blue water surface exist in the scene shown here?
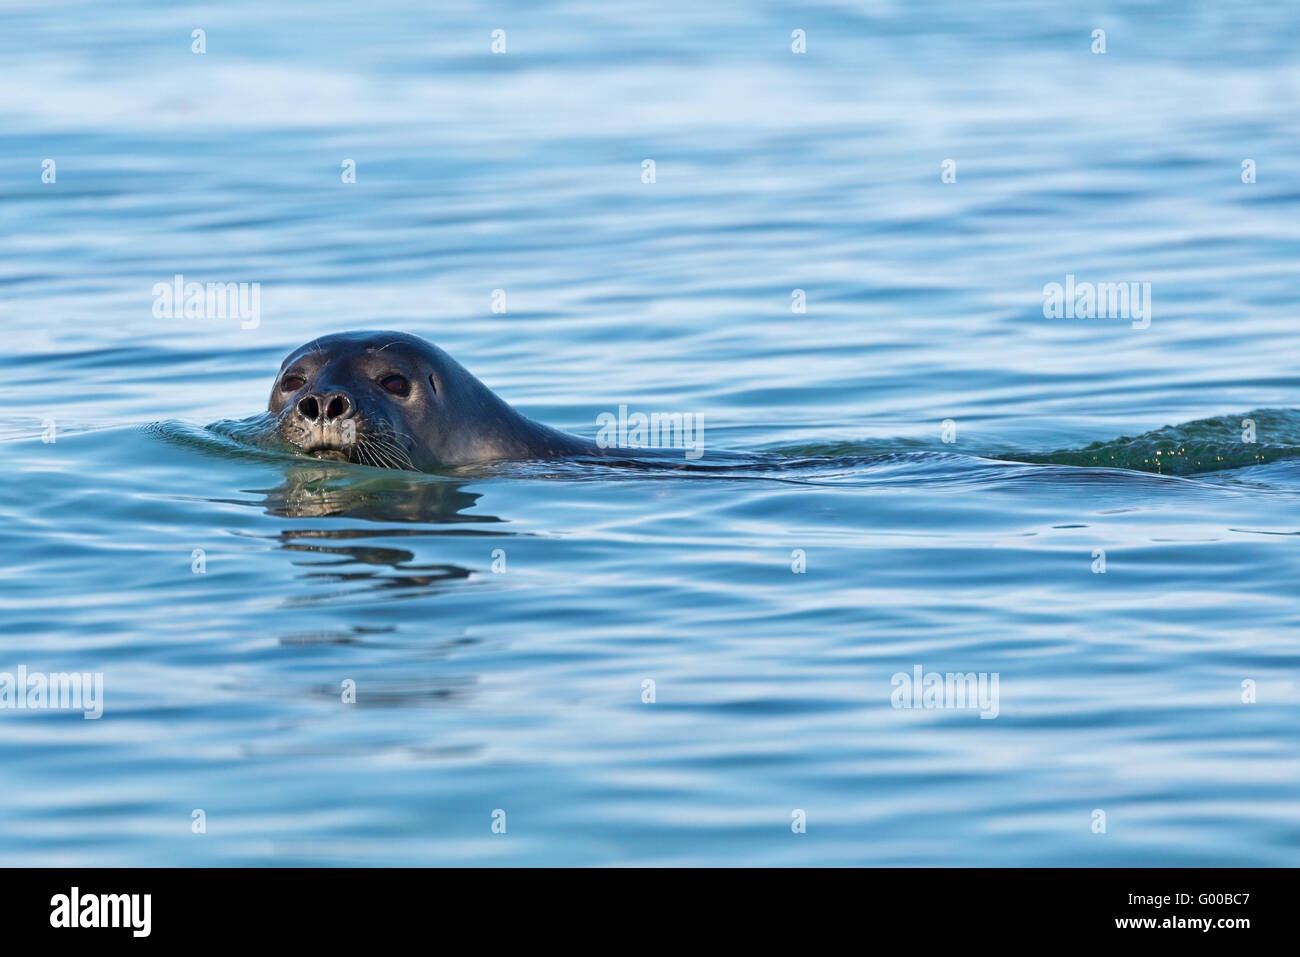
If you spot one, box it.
[1,0,1298,865]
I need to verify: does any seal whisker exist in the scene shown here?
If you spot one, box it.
[381,442,416,472]
[360,423,416,471]
[359,431,406,471]
[352,436,377,469]
[376,439,412,471]
[363,443,386,470]
[369,435,414,471]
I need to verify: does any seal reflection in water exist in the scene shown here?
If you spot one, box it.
[254,467,504,598]
[270,331,598,470]
[257,465,499,523]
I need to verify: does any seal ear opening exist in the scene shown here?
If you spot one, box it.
[427,372,438,396]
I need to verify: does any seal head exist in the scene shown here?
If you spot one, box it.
[269,331,592,470]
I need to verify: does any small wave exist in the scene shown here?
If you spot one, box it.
[154,409,1300,490]
[149,414,298,466]
[1008,408,1300,476]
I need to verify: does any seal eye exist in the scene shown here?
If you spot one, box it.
[380,374,410,397]
[281,374,305,392]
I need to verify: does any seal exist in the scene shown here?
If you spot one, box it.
[269,331,599,470]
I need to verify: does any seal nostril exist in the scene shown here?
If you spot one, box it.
[325,393,352,421]
[297,395,320,421]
